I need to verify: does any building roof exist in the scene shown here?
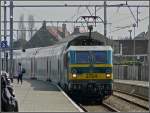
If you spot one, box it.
[25,25,70,49]
[46,26,70,41]
[134,32,147,40]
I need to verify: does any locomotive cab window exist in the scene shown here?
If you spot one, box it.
[76,51,90,64]
[93,51,107,64]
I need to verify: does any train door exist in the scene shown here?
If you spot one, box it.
[58,59,61,84]
[60,54,65,85]
[46,57,49,80]
[63,52,68,83]
[31,58,34,78]
[32,57,36,79]
[31,58,33,78]
[34,57,37,79]
[49,58,51,81]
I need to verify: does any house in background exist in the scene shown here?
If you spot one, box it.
[25,21,70,49]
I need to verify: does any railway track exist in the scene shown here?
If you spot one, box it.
[78,102,120,112]
[114,90,148,101]
[113,90,149,110]
[76,90,149,112]
[102,102,121,112]
[68,89,149,112]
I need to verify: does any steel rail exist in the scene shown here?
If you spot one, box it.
[79,102,120,112]
[113,89,149,101]
[113,93,149,110]
[102,102,121,112]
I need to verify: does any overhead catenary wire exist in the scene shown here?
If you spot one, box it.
[1,4,149,8]
[109,15,149,33]
[127,6,137,25]
[2,1,149,40]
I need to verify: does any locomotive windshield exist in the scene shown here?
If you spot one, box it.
[76,51,90,64]
[69,50,108,64]
[94,51,107,63]
[75,51,107,64]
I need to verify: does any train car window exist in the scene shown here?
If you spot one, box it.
[31,58,33,76]
[58,59,59,76]
[76,51,90,64]
[94,51,107,64]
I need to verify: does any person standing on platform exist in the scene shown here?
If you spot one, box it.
[17,63,23,84]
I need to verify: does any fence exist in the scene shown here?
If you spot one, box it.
[113,64,149,81]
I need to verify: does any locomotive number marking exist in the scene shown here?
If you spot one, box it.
[86,74,97,78]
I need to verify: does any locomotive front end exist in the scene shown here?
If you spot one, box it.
[67,46,113,99]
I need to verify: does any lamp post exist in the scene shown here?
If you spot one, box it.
[128,30,132,40]
[148,25,150,110]
[4,0,7,72]
[9,0,13,82]
[0,1,1,73]
[104,1,107,45]
[133,23,136,80]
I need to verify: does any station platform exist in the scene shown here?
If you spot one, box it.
[113,79,149,98]
[12,79,83,112]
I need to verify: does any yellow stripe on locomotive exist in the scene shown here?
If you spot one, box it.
[68,64,113,80]
[69,73,113,80]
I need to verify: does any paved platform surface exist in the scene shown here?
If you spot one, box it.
[13,79,81,112]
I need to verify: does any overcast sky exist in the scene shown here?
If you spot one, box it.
[1,1,149,41]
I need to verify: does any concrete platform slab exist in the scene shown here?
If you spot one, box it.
[13,79,82,112]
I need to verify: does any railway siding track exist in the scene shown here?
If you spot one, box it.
[71,90,149,112]
[102,102,121,112]
[113,90,148,101]
[113,91,149,110]
[79,102,120,112]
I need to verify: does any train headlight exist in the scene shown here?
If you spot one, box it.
[72,73,77,78]
[106,74,111,78]
[72,69,77,78]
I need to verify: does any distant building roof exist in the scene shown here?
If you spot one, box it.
[46,26,70,40]
[134,32,147,40]
[25,25,70,49]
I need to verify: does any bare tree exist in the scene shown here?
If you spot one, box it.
[28,15,35,40]
[18,14,26,48]
[18,14,26,41]
[21,27,26,48]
